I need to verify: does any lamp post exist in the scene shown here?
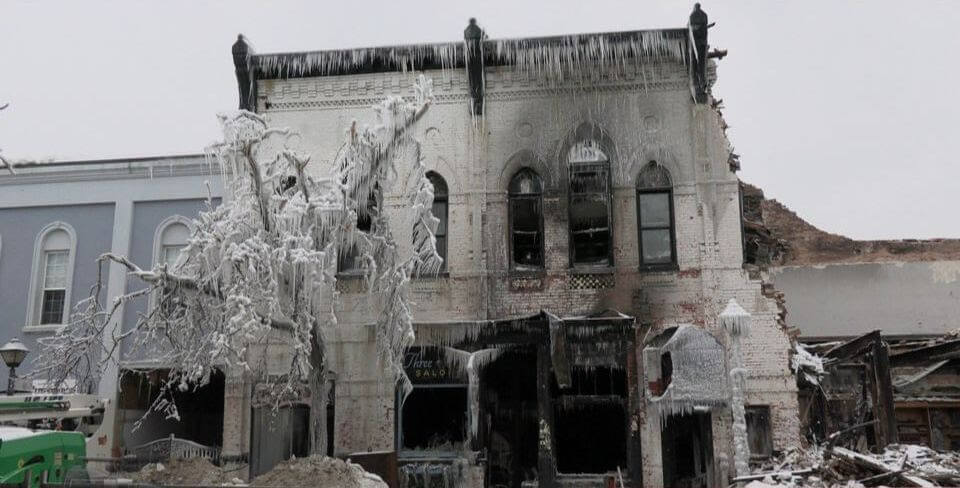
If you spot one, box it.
[0,338,30,396]
[719,299,751,478]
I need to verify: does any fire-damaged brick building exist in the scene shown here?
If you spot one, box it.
[226,6,800,488]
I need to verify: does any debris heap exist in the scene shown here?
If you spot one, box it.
[741,444,960,487]
[133,458,232,485]
[251,455,387,488]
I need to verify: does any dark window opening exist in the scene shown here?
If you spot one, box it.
[509,168,544,269]
[746,406,774,459]
[660,352,673,391]
[40,289,66,325]
[339,193,377,274]
[637,162,675,266]
[417,172,448,274]
[400,386,467,451]
[662,412,714,488]
[568,147,612,267]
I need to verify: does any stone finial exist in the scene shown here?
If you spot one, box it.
[463,18,485,116]
[689,4,710,103]
[232,34,256,111]
[464,17,483,41]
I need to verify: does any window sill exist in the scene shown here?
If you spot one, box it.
[23,324,65,334]
[568,265,616,275]
[638,263,679,273]
[508,267,545,277]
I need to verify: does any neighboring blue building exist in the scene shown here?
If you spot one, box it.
[0,155,223,449]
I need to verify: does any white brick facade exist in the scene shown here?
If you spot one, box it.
[227,51,799,487]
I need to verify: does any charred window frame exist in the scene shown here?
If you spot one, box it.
[746,405,774,459]
[568,140,613,267]
[509,168,544,270]
[427,172,448,273]
[636,162,676,268]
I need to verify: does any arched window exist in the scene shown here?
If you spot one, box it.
[427,172,448,272]
[636,162,675,266]
[568,140,612,266]
[509,169,544,269]
[158,222,190,269]
[28,223,77,326]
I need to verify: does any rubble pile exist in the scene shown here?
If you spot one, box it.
[742,444,960,487]
[250,455,387,488]
[133,457,231,485]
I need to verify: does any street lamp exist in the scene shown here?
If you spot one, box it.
[719,298,751,479]
[0,338,29,396]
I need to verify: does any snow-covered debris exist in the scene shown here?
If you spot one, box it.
[251,455,386,488]
[881,444,960,485]
[792,342,826,385]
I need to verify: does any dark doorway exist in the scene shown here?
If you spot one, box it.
[249,404,310,477]
[480,349,538,488]
[117,369,225,450]
[662,411,713,488]
[554,367,627,474]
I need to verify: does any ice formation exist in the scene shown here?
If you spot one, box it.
[646,324,729,419]
[33,76,443,453]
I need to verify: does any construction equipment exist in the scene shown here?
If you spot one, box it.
[0,393,113,486]
[0,427,86,487]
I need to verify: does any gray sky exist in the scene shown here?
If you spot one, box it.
[1,1,957,240]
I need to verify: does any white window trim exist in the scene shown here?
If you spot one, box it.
[25,221,78,333]
[149,215,193,311]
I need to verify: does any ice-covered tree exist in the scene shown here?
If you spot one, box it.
[33,76,442,453]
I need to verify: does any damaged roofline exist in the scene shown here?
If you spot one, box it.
[245,27,691,80]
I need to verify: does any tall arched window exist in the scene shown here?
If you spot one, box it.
[636,162,676,266]
[427,172,448,272]
[157,221,190,269]
[28,222,77,327]
[509,168,544,269]
[568,140,612,266]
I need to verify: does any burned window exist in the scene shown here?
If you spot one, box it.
[339,193,377,274]
[427,172,448,272]
[746,405,774,459]
[509,168,544,269]
[399,347,468,452]
[636,162,675,266]
[568,140,612,266]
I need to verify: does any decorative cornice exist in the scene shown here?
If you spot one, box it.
[0,160,220,186]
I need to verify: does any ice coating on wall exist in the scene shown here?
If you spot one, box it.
[646,325,729,421]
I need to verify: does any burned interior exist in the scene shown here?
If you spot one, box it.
[397,311,636,487]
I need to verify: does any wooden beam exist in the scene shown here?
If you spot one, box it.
[872,337,899,446]
[536,345,556,488]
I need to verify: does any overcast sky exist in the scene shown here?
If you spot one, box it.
[1,1,957,240]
